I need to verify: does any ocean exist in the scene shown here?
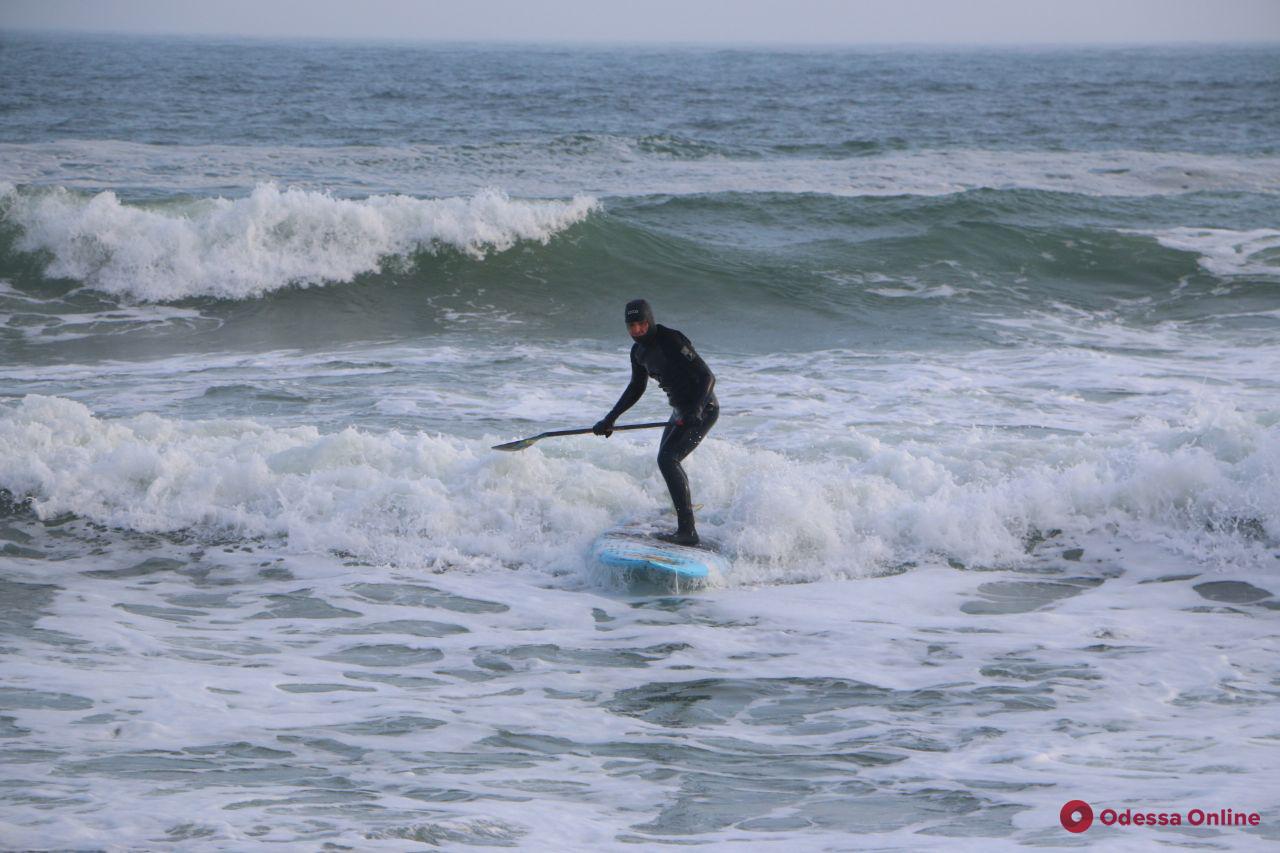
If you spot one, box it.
[1,32,1278,849]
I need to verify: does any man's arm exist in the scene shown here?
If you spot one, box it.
[594,349,647,436]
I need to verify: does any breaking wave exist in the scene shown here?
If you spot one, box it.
[0,183,598,301]
[2,395,1275,584]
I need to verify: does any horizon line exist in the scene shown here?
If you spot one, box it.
[4,26,1279,50]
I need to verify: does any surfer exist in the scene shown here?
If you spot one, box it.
[594,299,718,546]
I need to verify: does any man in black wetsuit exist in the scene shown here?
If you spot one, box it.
[593,299,718,546]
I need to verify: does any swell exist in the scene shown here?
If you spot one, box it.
[2,185,1276,328]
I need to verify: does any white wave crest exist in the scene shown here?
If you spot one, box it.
[2,184,599,301]
[1130,227,1280,278]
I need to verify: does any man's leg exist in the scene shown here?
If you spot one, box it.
[656,402,719,544]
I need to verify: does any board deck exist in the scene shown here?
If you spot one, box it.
[592,516,728,585]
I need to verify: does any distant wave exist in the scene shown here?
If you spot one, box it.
[4,184,1276,316]
[4,141,1280,200]
[769,137,907,158]
[0,184,598,301]
[1126,227,1280,278]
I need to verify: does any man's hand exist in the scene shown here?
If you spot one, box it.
[592,418,615,437]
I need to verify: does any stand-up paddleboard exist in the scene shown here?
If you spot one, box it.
[592,515,728,587]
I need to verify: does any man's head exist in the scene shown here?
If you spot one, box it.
[625,299,654,340]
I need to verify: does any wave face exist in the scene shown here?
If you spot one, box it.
[3,183,1277,363]
[1,184,597,300]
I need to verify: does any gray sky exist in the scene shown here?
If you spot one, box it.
[3,0,1279,44]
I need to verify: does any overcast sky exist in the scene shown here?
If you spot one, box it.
[3,0,1279,45]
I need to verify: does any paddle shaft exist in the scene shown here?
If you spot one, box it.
[535,421,668,440]
[492,421,669,451]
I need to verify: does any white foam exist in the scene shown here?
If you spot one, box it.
[1,393,1275,586]
[0,301,215,344]
[867,283,959,299]
[2,184,598,301]
[2,387,1278,849]
[1129,226,1280,278]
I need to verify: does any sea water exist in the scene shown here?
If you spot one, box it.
[1,33,1278,849]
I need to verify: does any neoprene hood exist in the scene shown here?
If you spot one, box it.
[625,299,654,326]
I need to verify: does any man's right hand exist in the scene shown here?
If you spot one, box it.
[592,418,615,437]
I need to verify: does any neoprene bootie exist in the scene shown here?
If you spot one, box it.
[656,510,699,546]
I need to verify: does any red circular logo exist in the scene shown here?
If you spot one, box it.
[1060,800,1094,833]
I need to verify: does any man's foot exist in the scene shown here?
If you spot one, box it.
[655,529,699,547]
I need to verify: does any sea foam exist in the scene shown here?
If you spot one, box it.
[1131,227,1280,278]
[2,395,1275,585]
[2,184,598,301]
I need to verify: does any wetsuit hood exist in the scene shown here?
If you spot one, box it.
[625,299,655,327]
[625,299,657,341]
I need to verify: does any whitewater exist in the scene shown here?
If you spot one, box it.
[1,34,1279,850]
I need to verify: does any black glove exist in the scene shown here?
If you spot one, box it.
[592,418,615,437]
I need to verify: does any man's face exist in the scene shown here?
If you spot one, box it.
[627,320,650,340]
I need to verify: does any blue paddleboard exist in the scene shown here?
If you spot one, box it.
[592,517,728,584]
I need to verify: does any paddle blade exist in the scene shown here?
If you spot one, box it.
[491,437,538,451]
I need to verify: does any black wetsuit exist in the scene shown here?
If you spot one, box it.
[603,324,718,529]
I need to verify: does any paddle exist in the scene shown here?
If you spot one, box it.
[491,421,669,452]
